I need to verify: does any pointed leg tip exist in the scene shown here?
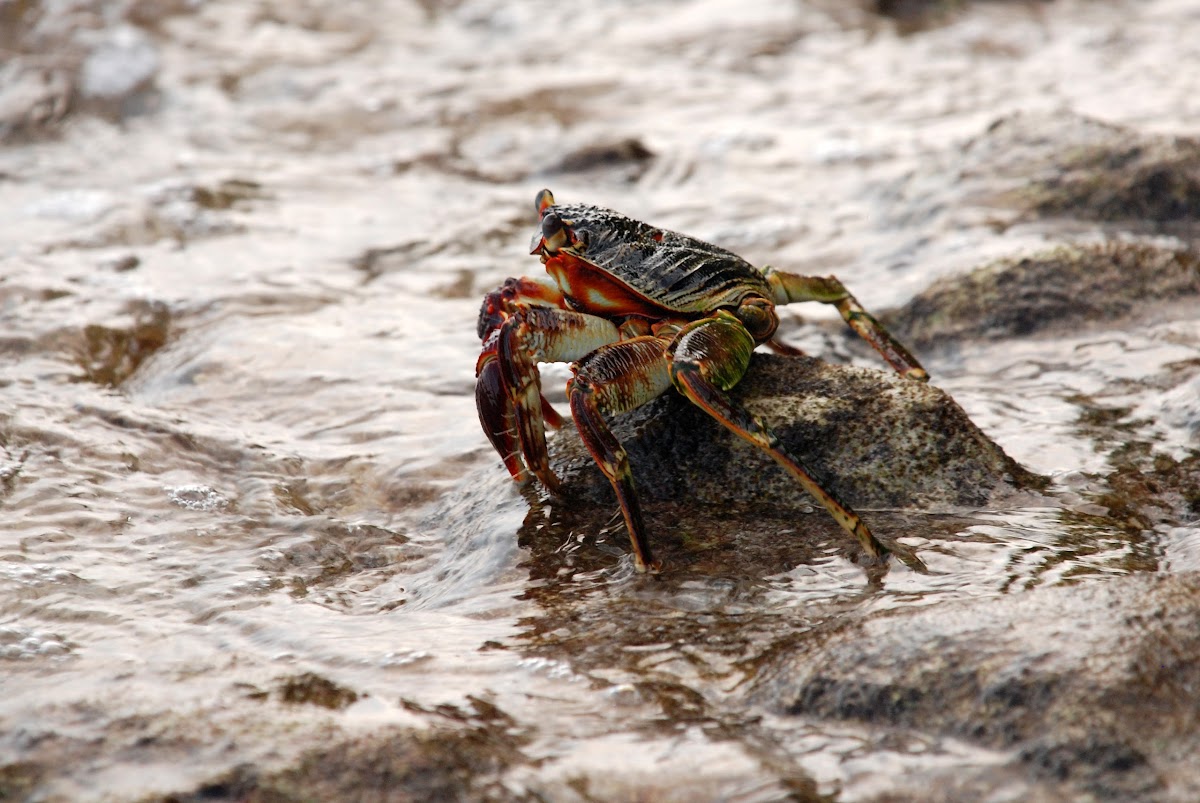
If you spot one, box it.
[538,472,564,496]
[634,558,664,575]
[858,550,889,568]
[906,367,930,383]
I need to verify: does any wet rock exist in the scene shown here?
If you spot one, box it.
[878,111,1200,269]
[188,179,267,211]
[274,673,359,710]
[552,353,1043,514]
[0,762,43,802]
[750,571,1200,800]
[72,300,171,387]
[864,0,1045,35]
[539,137,656,182]
[882,241,1200,351]
[160,697,529,803]
[966,111,1200,227]
[0,0,186,140]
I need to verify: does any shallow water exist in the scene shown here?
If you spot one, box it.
[2,0,1199,800]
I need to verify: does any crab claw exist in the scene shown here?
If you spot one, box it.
[478,276,566,341]
[476,334,527,483]
[476,316,568,494]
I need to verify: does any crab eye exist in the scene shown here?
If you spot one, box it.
[540,211,570,254]
[535,189,556,217]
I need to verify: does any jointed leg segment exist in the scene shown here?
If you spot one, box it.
[669,314,890,562]
[568,336,674,573]
[765,269,928,382]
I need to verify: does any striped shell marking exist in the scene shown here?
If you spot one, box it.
[547,202,772,315]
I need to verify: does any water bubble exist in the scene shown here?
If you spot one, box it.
[380,650,433,668]
[165,484,229,512]
[517,656,581,682]
[604,683,642,707]
[0,625,71,661]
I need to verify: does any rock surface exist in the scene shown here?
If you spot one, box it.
[750,571,1200,801]
[883,241,1200,350]
[552,353,1044,512]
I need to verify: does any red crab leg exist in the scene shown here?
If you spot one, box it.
[668,312,889,562]
[568,336,674,573]
[764,270,929,382]
[478,305,622,492]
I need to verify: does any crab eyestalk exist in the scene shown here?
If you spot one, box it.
[535,188,556,217]
[539,211,571,255]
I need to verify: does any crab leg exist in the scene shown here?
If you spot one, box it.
[764,269,928,382]
[477,305,621,492]
[568,336,674,573]
[668,312,889,562]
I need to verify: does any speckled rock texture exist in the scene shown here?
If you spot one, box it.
[552,353,1043,513]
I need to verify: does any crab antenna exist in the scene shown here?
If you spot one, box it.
[535,189,556,218]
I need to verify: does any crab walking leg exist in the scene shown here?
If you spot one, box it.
[479,306,622,492]
[668,313,890,562]
[568,336,675,574]
[764,269,929,382]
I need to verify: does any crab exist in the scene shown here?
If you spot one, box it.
[476,190,929,574]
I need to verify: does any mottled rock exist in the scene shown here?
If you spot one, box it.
[883,241,1200,350]
[551,353,1043,513]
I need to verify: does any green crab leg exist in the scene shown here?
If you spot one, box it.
[764,269,928,382]
[668,312,889,562]
[480,306,621,492]
[568,336,675,574]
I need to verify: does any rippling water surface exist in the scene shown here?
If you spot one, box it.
[2,1,1199,800]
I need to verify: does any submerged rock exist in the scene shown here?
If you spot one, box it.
[551,354,1043,513]
[750,571,1200,801]
[958,110,1200,227]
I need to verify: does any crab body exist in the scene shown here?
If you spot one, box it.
[476,190,928,574]
[538,201,773,319]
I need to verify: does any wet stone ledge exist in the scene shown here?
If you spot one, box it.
[881,241,1200,351]
[962,110,1200,231]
